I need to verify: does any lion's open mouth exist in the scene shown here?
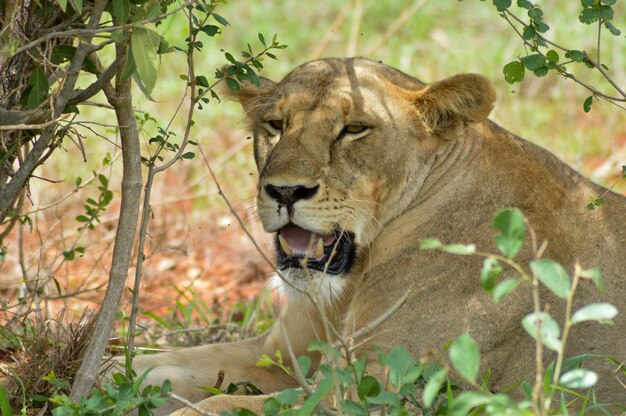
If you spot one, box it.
[275,223,355,275]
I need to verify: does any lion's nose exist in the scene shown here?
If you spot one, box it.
[264,184,319,211]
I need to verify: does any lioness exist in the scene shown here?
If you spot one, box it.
[134,58,626,414]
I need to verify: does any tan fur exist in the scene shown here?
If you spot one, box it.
[132,58,626,414]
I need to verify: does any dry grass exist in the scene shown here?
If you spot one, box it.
[2,310,116,413]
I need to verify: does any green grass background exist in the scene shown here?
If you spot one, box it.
[48,0,625,215]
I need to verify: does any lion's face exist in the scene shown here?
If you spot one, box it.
[228,58,495,301]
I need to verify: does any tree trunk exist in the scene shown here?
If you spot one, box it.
[69,42,142,401]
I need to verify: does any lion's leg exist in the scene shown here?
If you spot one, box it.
[168,393,275,416]
[132,336,295,412]
[127,298,325,415]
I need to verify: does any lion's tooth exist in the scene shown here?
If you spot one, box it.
[278,234,293,256]
[314,238,324,259]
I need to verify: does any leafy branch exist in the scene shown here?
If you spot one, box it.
[485,0,625,111]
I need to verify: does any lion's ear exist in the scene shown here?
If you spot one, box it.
[412,74,496,139]
[220,73,278,121]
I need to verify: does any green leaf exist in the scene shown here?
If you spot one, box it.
[442,244,476,255]
[535,21,550,33]
[340,400,365,416]
[27,66,49,110]
[522,25,536,40]
[530,259,570,299]
[380,347,422,387]
[367,391,401,408]
[579,8,600,24]
[546,50,559,63]
[297,355,311,377]
[131,27,160,95]
[296,376,333,416]
[256,354,274,367]
[195,75,209,88]
[51,44,75,64]
[112,0,131,24]
[212,13,229,26]
[559,368,598,389]
[419,238,441,250]
[0,386,13,416]
[480,257,502,292]
[503,61,525,84]
[583,95,593,113]
[181,152,195,160]
[145,3,160,19]
[275,389,303,406]
[196,386,223,395]
[448,391,490,416]
[520,53,546,71]
[493,208,525,258]
[598,5,614,20]
[492,278,521,303]
[357,376,380,399]
[450,334,480,383]
[533,66,549,77]
[565,50,585,62]
[245,67,260,87]
[201,24,220,37]
[263,398,280,416]
[493,0,511,12]
[70,0,82,12]
[522,312,561,351]
[226,77,240,93]
[422,368,447,407]
[571,303,618,324]
[604,21,621,36]
[57,0,67,12]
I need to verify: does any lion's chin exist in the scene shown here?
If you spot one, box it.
[270,269,349,306]
[274,223,356,275]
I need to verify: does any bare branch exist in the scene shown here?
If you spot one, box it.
[0,116,65,131]
[0,108,48,126]
[345,292,409,343]
[168,392,221,416]
[68,55,123,105]
[69,34,143,401]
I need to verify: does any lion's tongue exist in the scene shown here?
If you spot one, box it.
[280,224,315,252]
[280,224,337,257]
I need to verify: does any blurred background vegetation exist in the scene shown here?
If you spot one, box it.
[1,0,625,345]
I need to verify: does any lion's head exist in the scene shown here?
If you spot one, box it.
[227,58,496,302]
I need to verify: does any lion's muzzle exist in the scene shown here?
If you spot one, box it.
[275,224,356,275]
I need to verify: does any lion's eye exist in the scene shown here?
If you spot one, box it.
[264,119,283,135]
[269,119,283,130]
[341,124,370,140]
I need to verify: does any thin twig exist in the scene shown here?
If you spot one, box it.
[347,0,363,57]
[596,19,602,67]
[280,325,337,416]
[6,0,199,57]
[364,0,429,55]
[345,292,409,343]
[0,116,65,131]
[308,2,352,60]
[168,392,221,416]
